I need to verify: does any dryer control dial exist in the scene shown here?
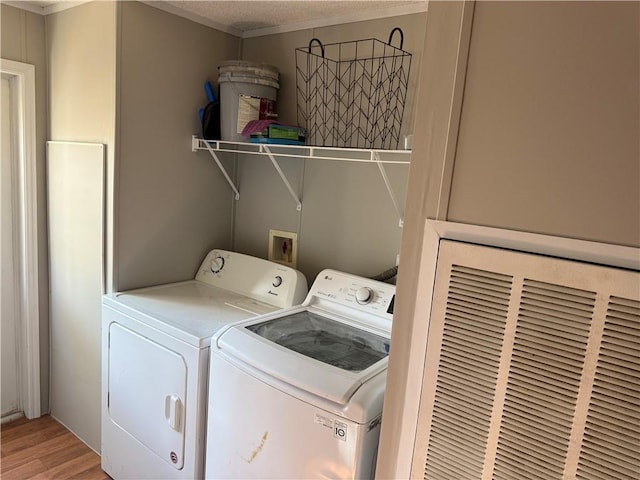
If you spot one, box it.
[209,256,225,274]
[272,275,283,287]
[355,287,374,305]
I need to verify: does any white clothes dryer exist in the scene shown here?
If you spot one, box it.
[205,269,395,479]
[101,250,307,479]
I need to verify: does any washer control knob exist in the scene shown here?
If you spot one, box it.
[210,256,225,274]
[272,275,283,288]
[355,287,374,305]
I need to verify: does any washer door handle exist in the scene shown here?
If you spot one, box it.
[165,394,182,431]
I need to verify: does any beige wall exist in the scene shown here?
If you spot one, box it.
[448,1,640,246]
[236,14,425,282]
[116,1,241,290]
[48,3,117,144]
[1,3,49,415]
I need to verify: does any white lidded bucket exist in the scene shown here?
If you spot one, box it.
[218,61,279,142]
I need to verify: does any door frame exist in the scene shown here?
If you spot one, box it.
[1,58,40,419]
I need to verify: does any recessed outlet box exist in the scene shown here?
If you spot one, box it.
[268,229,298,268]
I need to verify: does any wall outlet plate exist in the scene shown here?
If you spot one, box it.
[268,229,298,268]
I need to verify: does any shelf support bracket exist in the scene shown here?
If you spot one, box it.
[262,145,302,211]
[373,151,404,227]
[202,139,240,200]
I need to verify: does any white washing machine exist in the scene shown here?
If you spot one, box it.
[101,249,307,479]
[205,269,396,479]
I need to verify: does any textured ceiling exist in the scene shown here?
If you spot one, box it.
[155,1,427,33]
[11,0,428,37]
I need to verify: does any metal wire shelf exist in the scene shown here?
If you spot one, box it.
[191,136,410,226]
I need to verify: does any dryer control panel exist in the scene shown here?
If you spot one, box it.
[195,250,308,309]
[308,269,396,322]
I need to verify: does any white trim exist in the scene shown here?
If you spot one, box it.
[0,58,41,419]
[397,219,640,477]
[2,1,47,15]
[2,1,88,15]
[3,1,91,15]
[428,221,640,271]
[387,220,441,479]
[40,0,91,15]
[0,411,25,425]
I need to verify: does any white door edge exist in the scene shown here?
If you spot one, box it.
[0,58,40,419]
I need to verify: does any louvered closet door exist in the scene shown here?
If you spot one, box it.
[411,240,639,480]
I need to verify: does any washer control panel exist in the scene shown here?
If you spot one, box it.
[355,287,374,305]
[309,269,396,320]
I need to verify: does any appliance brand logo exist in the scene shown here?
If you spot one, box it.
[315,413,347,442]
[334,421,347,442]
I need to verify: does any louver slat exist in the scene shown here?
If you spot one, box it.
[435,384,494,414]
[510,345,580,378]
[423,265,512,480]
[505,385,576,420]
[583,426,637,455]
[586,405,638,431]
[443,313,506,338]
[495,444,563,479]
[512,343,584,371]
[516,319,590,343]
[493,280,594,480]
[446,303,511,325]
[507,363,583,395]
[498,424,566,454]
[577,297,640,480]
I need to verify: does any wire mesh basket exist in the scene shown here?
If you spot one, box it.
[296,28,412,150]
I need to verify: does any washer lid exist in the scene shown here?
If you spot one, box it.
[246,311,389,371]
[215,307,390,405]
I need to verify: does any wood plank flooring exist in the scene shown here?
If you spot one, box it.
[1,415,109,480]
